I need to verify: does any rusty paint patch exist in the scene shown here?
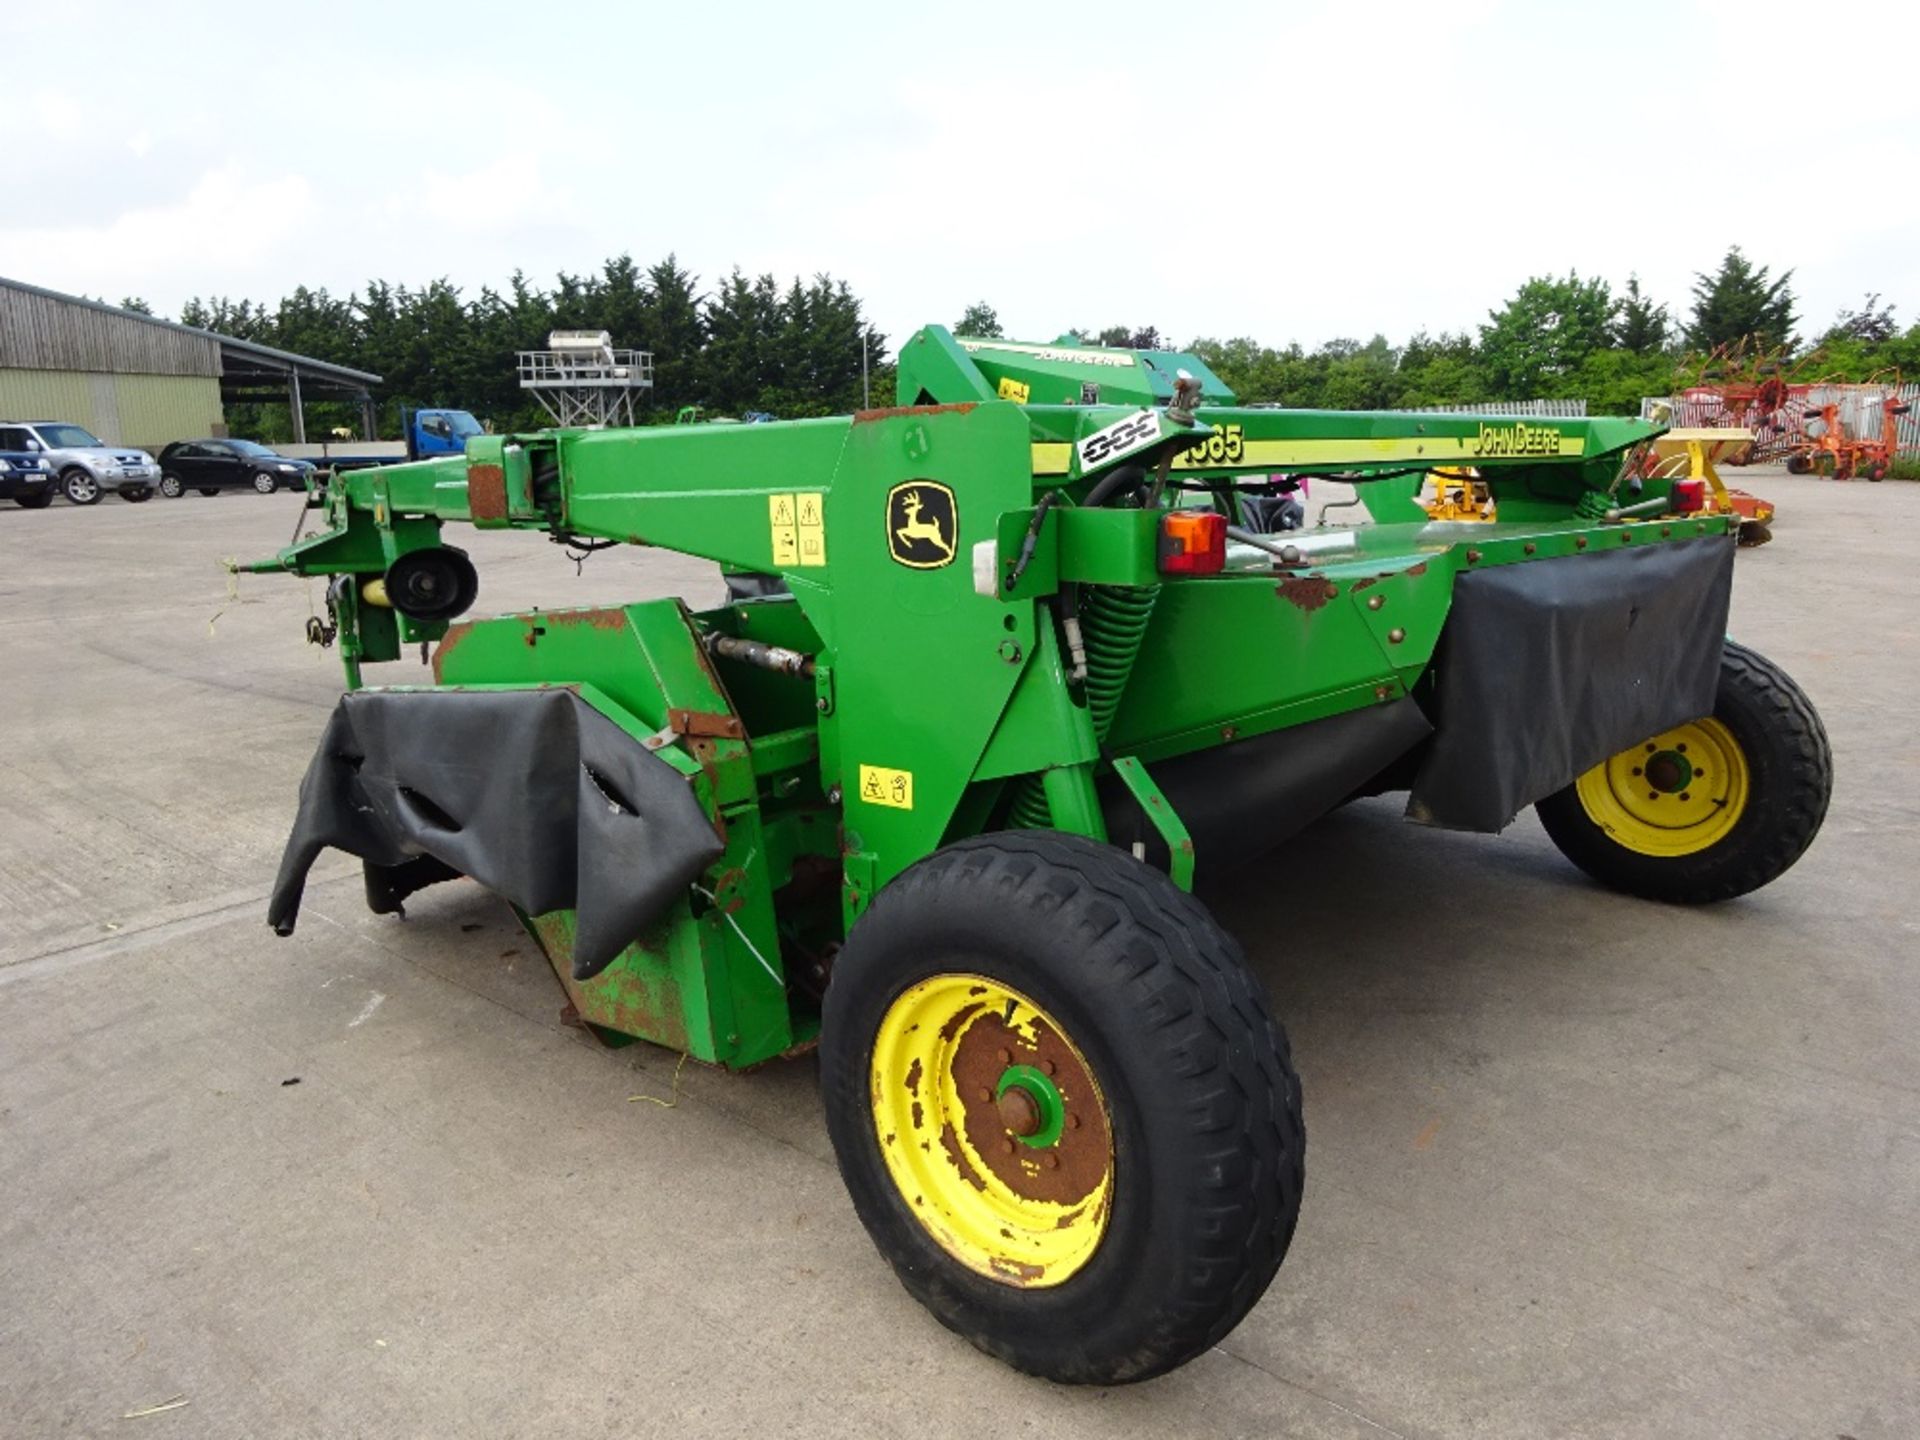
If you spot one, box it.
[853,402,977,425]
[1407,561,1428,576]
[430,620,474,681]
[1277,575,1336,613]
[938,1122,989,1193]
[531,913,692,1055]
[1055,1205,1086,1230]
[988,1256,1045,1285]
[904,1057,923,1095]
[671,707,746,739]
[911,1100,925,1131]
[710,866,749,914]
[950,1010,1110,1206]
[546,607,629,631]
[937,1001,984,1043]
[468,462,508,522]
[1350,576,1379,592]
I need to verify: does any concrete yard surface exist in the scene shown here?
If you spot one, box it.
[2,473,1916,1438]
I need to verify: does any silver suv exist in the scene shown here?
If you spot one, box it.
[6,421,161,504]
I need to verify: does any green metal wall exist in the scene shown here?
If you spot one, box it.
[0,369,223,453]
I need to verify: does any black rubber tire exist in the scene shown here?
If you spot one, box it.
[61,468,101,504]
[1536,641,1831,903]
[120,485,152,502]
[820,830,1304,1384]
[159,474,184,498]
[198,487,220,497]
[14,489,55,509]
[1785,452,1812,475]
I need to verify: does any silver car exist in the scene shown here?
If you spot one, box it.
[5,421,161,504]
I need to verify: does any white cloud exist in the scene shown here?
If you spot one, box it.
[3,0,1916,351]
[1,166,317,301]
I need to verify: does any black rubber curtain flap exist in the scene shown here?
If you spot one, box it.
[267,687,724,978]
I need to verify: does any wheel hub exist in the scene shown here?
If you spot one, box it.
[994,1064,1065,1148]
[996,1084,1040,1137]
[869,975,1113,1287]
[1575,718,1750,857]
[1644,749,1693,794]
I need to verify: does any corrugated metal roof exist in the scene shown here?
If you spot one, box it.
[0,276,382,387]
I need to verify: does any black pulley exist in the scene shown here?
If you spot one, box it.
[384,546,478,622]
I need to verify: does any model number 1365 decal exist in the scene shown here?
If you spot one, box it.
[1180,424,1244,466]
[1076,409,1162,470]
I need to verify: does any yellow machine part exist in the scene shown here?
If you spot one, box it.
[1422,466,1495,522]
[869,974,1113,1288]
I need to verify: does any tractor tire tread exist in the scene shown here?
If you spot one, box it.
[1536,641,1830,903]
[821,831,1302,1383]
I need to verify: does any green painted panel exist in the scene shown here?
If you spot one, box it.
[0,369,221,452]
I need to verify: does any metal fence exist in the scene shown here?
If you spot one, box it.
[1404,398,1589,418]
[1642,383,1920,456]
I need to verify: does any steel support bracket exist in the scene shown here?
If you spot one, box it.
[1109,755,1195,891]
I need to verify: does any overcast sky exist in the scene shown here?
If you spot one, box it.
[6,0,1916,354]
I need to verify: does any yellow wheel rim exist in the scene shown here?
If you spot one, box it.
[1575,717,1750,858]
[870,974,1113,1288]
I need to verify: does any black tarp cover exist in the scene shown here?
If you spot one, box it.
[1406,534,1735,832]
[268,687,724,979]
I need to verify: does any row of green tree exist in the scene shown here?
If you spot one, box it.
[168,256,886,440]
[141,245,1914,438]
[956,248,1917,415]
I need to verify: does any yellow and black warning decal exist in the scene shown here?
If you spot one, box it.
[886,481,958,569]
[769,492,827,567]
[858,764,914,809]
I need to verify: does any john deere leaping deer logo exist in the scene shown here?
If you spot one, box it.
[886,481,959,569]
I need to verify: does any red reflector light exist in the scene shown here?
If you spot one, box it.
[1158,510,1227,575]
[1671,478,1707,514]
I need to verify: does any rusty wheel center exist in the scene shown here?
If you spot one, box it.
[946,1009,1110,1206]
[997,1086,1041,1137]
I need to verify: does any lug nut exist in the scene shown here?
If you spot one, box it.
[1367,594,1385,610]
[1387,627,1406,644]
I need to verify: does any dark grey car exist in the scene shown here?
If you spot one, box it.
[157,440,315,497]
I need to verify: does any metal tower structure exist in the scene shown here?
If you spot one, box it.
[516,331,654,428]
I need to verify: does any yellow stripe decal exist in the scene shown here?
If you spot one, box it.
[1032,431,1583,478]
[1174,434,1585,469]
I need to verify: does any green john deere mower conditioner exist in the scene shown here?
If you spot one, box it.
[246,326,1832,1383]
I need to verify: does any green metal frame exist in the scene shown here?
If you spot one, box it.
[243,324,1726,1067]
